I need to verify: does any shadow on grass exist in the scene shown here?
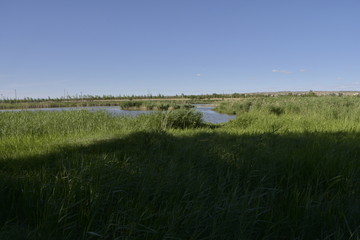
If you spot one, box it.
[1,130,360,240]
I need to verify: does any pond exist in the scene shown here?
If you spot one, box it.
[193,104,236,123]
[0,105,236,124]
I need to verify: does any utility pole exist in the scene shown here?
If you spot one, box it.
[15,89,17,101]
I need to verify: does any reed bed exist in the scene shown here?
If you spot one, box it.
[0,101,122,110]
[118,101,194,111]
[0,100,195,110]
[1,97,359,239]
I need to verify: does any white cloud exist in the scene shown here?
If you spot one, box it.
[195,73,202,77]
[299,69,306,72]
[271,69,292,74]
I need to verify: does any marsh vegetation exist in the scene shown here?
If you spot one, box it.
[1,96,359,239]
[0,100,195,111]
[118,101,194,111]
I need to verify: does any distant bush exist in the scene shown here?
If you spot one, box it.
[237,101,253,113]
[161,109,203,129]
[268,106,285,116]
[130,109,204,131]
[119,101,142,109]
[158,103,170,110]
[119,101,194,110]
[214,100,253,115]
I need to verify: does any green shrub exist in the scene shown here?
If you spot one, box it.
[214,100,253,115]
[119,101,142,109]
[161,109,203,129]
[268,106,285,116]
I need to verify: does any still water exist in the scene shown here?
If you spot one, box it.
[193,105,236,123]
[0,105,235,124]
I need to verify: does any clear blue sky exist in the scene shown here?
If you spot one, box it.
[1,0,359,99]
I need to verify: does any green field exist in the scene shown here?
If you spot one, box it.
[1,96,359,239]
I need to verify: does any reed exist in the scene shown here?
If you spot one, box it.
[118,101,194,111]
[0,100,195,110]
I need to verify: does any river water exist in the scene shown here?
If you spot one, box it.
[0,105,235,124]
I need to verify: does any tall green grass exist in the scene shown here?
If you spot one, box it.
[0,101,124,110]
[1,97,360,239]
[0,100,195,110]
[215,96,360,118]
[216,96,360,132]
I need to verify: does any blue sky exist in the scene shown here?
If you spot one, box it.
[1,0,359,99]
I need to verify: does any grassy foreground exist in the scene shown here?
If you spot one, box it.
[1,97,360,239]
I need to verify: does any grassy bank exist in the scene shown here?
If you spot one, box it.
[1,97,360,239]
[0,101,123,110]
[214,95,360,117]
[0,99,207,110]
[118,101,194,111]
